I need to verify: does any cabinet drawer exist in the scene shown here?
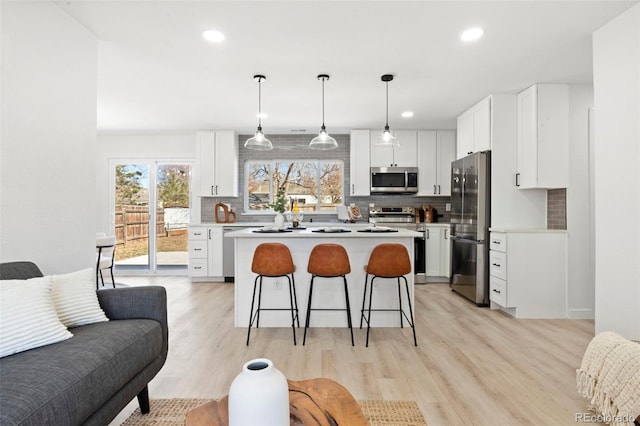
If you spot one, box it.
[489,250,507,280]
[189,228,208,240]
[189,259,208,276]
[490,275,507,306]
[189,240,208,258]
[490,233,507,252]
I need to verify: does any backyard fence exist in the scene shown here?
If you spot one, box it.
[114,205,165,245]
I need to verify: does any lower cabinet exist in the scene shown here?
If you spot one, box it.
[425,224,451,279]
[489,230,567,318]
[188,226,223,279]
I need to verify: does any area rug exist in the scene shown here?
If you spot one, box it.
[121,398,427,425]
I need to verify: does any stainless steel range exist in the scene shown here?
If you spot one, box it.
[368,206,427,283]
[368,206,416,224]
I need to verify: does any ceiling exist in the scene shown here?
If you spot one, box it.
[55,0,638,135]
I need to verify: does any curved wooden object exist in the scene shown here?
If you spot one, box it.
[185,378,368,426]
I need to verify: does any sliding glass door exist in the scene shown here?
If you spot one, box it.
[111,160,192,274]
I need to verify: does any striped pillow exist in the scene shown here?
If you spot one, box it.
[52,268,109,327]
[0,276,73,358]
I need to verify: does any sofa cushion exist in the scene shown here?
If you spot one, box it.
[0,276,73,358]
[52,268,109,327]
[0,319,163,426]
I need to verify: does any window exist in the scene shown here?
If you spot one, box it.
[246,160,344,213]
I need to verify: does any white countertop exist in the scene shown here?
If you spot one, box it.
[489,227,568,233]
[224,225,422,238]
[192,221,449,229]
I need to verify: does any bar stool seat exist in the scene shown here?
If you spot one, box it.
[247,243,299,345]
[360,243,417,347]
[303,244,354,346]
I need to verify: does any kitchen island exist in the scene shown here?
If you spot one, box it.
[225,225,422,328]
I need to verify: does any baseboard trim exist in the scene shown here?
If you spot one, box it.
[568,308,594,319]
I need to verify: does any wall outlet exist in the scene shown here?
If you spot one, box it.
[446,203,451,211]
[274,279,282,290]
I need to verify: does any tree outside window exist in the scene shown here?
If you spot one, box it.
[246,160,343,212]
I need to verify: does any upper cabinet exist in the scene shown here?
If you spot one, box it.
[370,130,417,167]
[417,130,456,196]
[349,130,371,196]
[197,130,238,197]
[456,96,491,159]
[516,84,569,189]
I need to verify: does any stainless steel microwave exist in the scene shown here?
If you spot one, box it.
[370,167,418,194]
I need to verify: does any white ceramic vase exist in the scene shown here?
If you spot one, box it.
[228,358,289,426]
[274,212,285,229]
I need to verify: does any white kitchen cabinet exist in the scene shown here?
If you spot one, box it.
[197,130,238,197]
[456,96,491,159]
[516,84,569,189]
[188,225,223,279]
[424,224,451,278]
[370,130,417,167]
[488,230,567,318]
[417,130,456,196]
[349,130,371,196]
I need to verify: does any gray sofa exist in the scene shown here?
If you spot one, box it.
[0,261,168,426]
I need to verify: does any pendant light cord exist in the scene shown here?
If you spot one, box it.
[257,78,262,128]
[321,77,326,128]
[385,80,389,128]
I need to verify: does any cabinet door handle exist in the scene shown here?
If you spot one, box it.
[492,240,501,245]
[194,248,202,251]
[352,184,354,194]
[467,151,473,155]
[444,229,448,239]
[492,263,501,267]
[194,266,203,270]
[426,229,430,239]
[433,185,437,194]
[211,185,215,195]
[515,173,520,187]
[193,232,202,236]
[438,184,441,194]
[208,229,212,239]
[492,288,501,294]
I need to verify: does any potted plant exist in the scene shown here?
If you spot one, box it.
[269,188,287,228]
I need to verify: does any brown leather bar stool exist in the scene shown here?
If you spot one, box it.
[246,242,300,346]
[303,244,354,346]
[360,243,417,347]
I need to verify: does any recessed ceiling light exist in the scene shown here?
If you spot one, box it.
[460,27,484,42]
[202,30,225,43]
[401,111,414,118]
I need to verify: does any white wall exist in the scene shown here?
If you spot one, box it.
[96,133,196,232]
[593,4,640,339]
[0,1,97,274]
[567,85,595,319]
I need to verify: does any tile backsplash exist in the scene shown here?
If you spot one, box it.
[547,188,567,229]
[201,133,451,223]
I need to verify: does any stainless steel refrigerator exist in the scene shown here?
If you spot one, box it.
[449,151,490,306]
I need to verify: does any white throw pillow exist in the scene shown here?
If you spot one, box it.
[52,268,109,327]
[0,276,73,358]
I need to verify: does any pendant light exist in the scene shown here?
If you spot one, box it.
[309,74,338,150]
[244,75,273,150]
[376,74,400,147]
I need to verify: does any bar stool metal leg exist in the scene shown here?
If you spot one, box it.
[359,273,369,329]
[302,276,315,345]
[343,275,355,346]
[287,274,298,345]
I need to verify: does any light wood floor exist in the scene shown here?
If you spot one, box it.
[111,276,599,425]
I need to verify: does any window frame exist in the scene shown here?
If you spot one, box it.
[244,158,345,214]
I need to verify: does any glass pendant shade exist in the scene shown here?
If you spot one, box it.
[245,75,273,150]
[309,126,338,150]
[309,74,338,150]
[375,74,400,148]
[244,125,272,150]
[377,125,400,147]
